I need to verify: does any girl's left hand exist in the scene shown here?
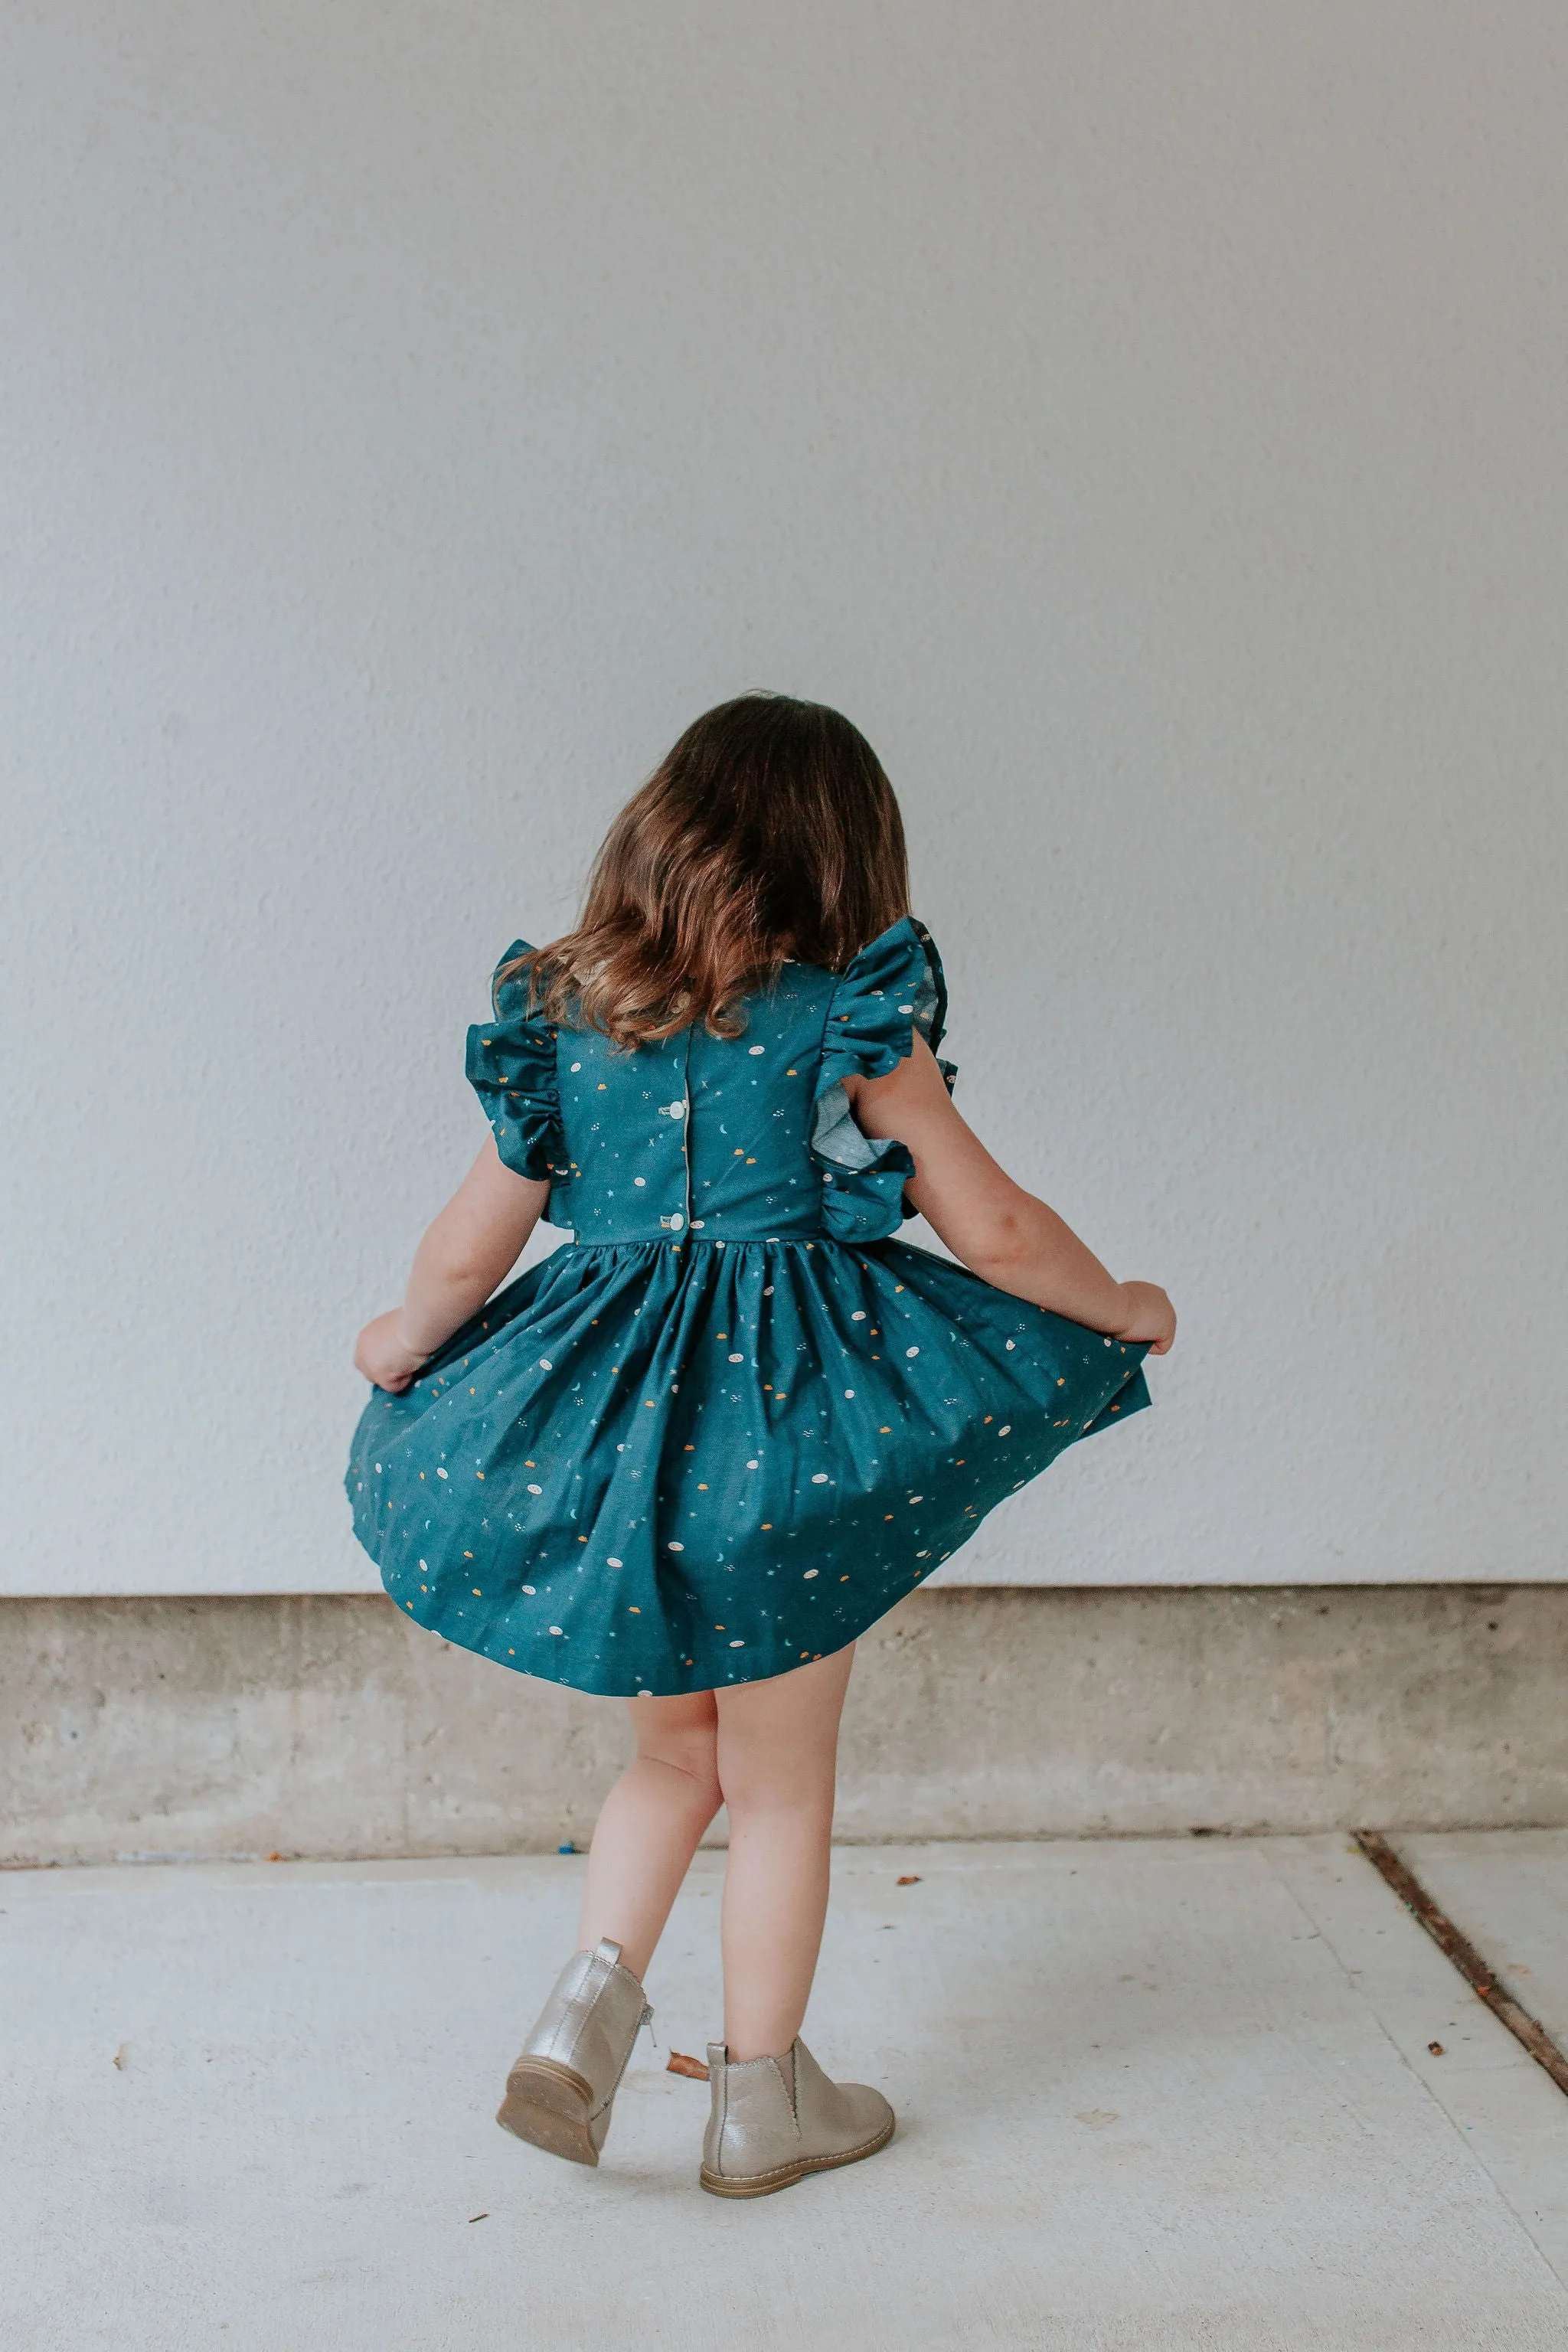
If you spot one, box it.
[354,1310,430,1393]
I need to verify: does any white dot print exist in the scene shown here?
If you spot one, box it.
[355,920,1142,1708]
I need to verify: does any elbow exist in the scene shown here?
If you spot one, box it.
[962,1205,1036,1279]
[420,1236,508,1294]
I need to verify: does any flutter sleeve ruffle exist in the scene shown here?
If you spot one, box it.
[464,941,569,1190]
[811,916,956,1243]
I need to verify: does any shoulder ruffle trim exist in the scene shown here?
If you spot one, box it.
[464,941,570,1187]
[810,917,956,1242]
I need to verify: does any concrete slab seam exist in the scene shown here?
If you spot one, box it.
[1355,1830,1568,2102]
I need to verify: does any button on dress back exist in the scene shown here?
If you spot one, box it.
[554,963,841,1245]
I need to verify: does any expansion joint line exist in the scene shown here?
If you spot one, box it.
[1354,1829,1568,2102]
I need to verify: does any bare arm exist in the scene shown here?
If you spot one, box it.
[353,1140,550,1392]
[848,1037,1175,1351]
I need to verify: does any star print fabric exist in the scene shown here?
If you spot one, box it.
[346,920,1150,1694]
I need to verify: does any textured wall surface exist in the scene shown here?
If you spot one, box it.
[4,5,1566,1596]
[6,1586,1567,1864]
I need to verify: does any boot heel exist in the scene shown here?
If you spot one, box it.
[496,2054,600,2166]
[496,1938,651,2168]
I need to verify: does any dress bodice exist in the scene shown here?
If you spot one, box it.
[550,961,839,1242]
[466,919,953,1247]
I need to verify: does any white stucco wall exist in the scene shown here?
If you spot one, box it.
[4,3,1566,1597]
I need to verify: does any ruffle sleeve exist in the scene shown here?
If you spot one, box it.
[464,941,570,1194]
[811,916,956,1243]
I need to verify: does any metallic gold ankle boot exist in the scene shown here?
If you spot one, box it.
[700,2037,894,2197]
[496,1937,651,2167]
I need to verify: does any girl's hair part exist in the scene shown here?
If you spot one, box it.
[508,693,910,1046]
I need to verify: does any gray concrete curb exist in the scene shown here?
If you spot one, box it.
[5,1585,1566,1864]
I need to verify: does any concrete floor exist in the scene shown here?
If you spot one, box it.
[5,1836,1568,2350]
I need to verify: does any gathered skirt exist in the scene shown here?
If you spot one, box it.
[346,1234,1150,1697]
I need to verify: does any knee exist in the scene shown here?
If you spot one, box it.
[717,1747,835,1819]
[639,1721,722,1810]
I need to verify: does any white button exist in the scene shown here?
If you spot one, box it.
[748,1045,765,1055]
[668,1099,687,1118]
[668,1213,684,1230]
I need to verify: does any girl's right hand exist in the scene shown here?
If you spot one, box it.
[1116,1282,1177,1354]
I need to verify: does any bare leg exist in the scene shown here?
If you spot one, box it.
[714,1646,855,2060]
[575,1690,722,1982]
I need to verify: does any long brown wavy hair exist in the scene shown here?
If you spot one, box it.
[505,694,911,1047]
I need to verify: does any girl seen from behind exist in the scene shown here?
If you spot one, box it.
[348,693,1174,2197]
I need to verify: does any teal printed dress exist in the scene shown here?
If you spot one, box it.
[346,920,1150,1697]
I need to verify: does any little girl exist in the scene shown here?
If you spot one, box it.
[348,694,1173,2198]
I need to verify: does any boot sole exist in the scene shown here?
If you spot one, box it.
[699,2111,895,2199]
[496,2055,602,2167]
